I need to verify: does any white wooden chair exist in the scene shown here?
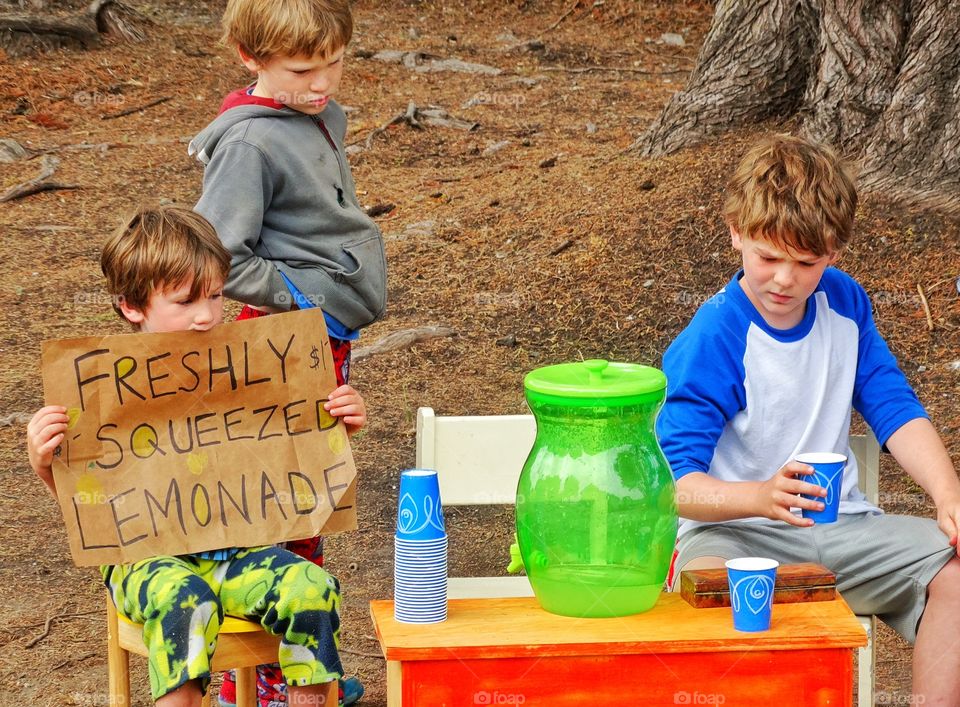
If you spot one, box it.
[848,433,880,706]
[416,406,879,707]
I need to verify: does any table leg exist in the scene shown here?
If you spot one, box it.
[386,660,403,707]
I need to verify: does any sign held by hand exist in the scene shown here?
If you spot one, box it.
[41,309,357,566]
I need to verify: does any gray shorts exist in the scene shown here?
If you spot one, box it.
[674,513,955,643]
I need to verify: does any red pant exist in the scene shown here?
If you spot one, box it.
[236,305,353,566]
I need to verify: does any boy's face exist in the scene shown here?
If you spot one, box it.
[241,46,345,115]
[732,229,838,329]
[120,278,224,334]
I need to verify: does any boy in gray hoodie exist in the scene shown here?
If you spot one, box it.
[190,0,384,704]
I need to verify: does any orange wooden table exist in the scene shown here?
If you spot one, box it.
[370,594,867,706]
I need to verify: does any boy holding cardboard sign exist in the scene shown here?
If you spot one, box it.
[27,206,365,707]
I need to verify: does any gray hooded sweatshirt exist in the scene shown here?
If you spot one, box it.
[190,99,387,331]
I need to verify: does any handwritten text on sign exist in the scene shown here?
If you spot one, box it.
[40,309,357,566]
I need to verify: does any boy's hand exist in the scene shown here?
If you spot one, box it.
[756,461,826,527]
[324,385,367,437]
[26,405,69,496]
[934,495,960,552]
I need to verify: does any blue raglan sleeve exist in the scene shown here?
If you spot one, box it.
[656,302,749,480]
[843,278,928,445]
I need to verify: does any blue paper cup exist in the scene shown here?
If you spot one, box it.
[726,557,779,632]
[396,469,446,541]
[395,607,447,623]
[796,452,846,524]
[394,532,448,623]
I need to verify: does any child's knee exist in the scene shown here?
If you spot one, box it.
[284,562,341,613]
[171,572,220,607]
[928,556,960,602]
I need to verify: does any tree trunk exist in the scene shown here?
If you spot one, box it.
[0,0,147,56]
[635,0,960,214]
[0,11,99,54]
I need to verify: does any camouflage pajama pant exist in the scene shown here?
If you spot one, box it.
[102,546,343,700]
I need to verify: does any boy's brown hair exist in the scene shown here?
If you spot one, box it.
[723,134,858,256]
[101,205,230,324]
[222,0,353,62]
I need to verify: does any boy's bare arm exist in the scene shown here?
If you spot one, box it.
[885,417,960,548]
[676,463,825,527]
[26,405,69,498]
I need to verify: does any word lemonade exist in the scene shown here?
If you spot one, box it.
[41,310,358,566]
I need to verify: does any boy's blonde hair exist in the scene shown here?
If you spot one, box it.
[222,0,353,62]
[101,206,230,324]
[723,134,858,256]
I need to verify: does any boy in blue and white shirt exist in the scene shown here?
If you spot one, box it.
[658,134,960,702]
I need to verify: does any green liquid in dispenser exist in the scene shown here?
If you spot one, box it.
[530,565,662,618]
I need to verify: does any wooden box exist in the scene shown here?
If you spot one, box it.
[680,562,836,608]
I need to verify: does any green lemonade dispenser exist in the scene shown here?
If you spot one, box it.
[516,359,678,618]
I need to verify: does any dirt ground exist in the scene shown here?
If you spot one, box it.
[1,1,959,705]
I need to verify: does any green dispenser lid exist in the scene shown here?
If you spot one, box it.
[523,359,666,407]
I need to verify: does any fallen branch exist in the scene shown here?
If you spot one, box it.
[0,181,79,201]
[416,106,478,131]
[549,239,575,256]
[51,651,98,671]
[541,65,687,75]
[0,12,99,48]
[363,110,407,149]
[0,138,35,163]
[368,50,501,76]
[0,155,79,203]
[364,203,396,218]
[101,95,171,120]
[13,154,56,182]
[360,102,477,149]
[545,1,581,32]
[60,141,125,153]
[0,0,149,56]
[353,326,457,361]
[24,609,100,648]
[339,647,385,660]
[24,615,55,649]
[36,141,142,155]
[917,284,935,332]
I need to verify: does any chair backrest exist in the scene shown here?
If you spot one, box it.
[416,407,535,505]
[415,406,881,508]
[850,432,881,506]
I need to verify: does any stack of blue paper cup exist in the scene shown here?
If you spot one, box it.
[394,469,448,624]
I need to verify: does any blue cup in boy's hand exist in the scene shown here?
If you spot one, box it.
[796,453,847,524]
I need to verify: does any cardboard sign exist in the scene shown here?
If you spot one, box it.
[40,309,357,567]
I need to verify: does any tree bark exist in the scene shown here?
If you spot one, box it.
[0,11,99,54]
[0,0,147,56]
[636,0,960,214]
[858,0,960,210]
[637,0,819,156]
